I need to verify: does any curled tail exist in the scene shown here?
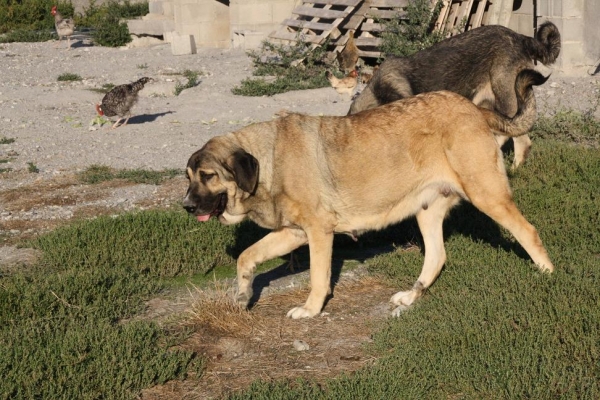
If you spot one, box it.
[480,69,548,137]
[527,21,561,65]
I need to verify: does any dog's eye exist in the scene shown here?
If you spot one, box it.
[200,173,216,183]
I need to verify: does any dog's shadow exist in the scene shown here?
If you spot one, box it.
[224,203,530,309]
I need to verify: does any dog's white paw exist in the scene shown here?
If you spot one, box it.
[236,291,252,309]
[390,290,418,307]
[391,304,410,317]
[286,306,318,319]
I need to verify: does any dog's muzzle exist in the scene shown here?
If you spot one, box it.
[183,193,227,222]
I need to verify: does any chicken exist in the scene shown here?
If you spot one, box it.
[51,5,75,49]
[95,77,153,130]
[326,70,358,99]
[337,30,359,74]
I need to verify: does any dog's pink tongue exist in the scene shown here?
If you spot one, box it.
[196,214,211,222]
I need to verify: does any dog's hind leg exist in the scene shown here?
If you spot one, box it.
[511,134,532,169]
[236,228,307,308]
[390,194,459,317]
[464,171,554,273]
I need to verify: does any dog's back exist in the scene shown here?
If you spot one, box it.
[349,22,561,115]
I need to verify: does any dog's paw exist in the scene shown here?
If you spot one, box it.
[236,291,251,309]
[286,306,318,319]
[390,289,418,307]
[391,304,410,317]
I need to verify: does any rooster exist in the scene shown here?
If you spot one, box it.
[51,5,75,49]
[95,77,153,130]
[337,30,359,73]
[326,70,358,100]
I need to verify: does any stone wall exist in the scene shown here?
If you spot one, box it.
[509,0,600,75]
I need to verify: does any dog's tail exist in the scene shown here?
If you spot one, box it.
[480,69,548,138]
[527,21,561,65]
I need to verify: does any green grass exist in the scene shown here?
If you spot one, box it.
[0,29,57,44]
[174,69,200,96]
[2,121,599,398]
[0,136,15,145]
[57,72,83,82]
[77,165,183,185]
[232,40,331,96]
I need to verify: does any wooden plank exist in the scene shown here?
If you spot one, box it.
[471,0,487,28]
[303,0,361,6]
[369,0,409,7]
[366,9,407,19]
[339,0,373,30]
[357,49,381,58]
[354,36,382,46]
[293,6,347,19]
[360,22,384,32]
[281,18,334,32]
[269,31,326,44]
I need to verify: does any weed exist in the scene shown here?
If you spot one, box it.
[137,63,149,69]
[27,162,39,173]
[0,29,57,44]
[0,136,15,145]
[57,72,82,81]
[232,39,330,96]
[78,164,182,185]
[87,83,115,94]
[379,0,446,57]
[174,69,200,95]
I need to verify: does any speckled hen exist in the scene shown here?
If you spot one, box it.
[95,77,153,130]
[51,5,75,49]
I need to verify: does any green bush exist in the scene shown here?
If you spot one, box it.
[0,0,74,34]
[57,72,82,81]
[379,0,446,57]
[232,39,331,96]
[0,29,56,43]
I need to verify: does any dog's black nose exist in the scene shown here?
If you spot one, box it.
[182,199,197,214]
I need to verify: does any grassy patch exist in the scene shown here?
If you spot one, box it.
[174,69,200,96]
[0,136,15,145]
[232,40,331,96]
[27,162,39,173]
[0,29,57,44]
[77,165,182,185]
[57,72,83,82]
[87,83,116,94]
[531,108,600,147]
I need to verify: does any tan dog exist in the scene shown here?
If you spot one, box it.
[183,74,554,318]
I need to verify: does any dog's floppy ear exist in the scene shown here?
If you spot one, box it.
[227,149,259,194]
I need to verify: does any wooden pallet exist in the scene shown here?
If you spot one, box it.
[269,0,362,45]
[435,0,491,36]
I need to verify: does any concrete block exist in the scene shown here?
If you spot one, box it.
[128,19,166,36]
[561,0,585,18]
[163,30,175,43]
[561,17,584,42]
[149,1,164,14]
[232,30,266,50]
[171,33,197,55]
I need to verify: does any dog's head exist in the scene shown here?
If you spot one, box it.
[183,139,259,225]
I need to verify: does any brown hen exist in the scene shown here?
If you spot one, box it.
[51,5,75,49]
[336,30,359,73]
[95,77,153,130]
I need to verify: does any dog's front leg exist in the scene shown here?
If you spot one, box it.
[236,228,307,308]
[287,228,334,319]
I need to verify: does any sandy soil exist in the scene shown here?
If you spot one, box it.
[1,36,599,399]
